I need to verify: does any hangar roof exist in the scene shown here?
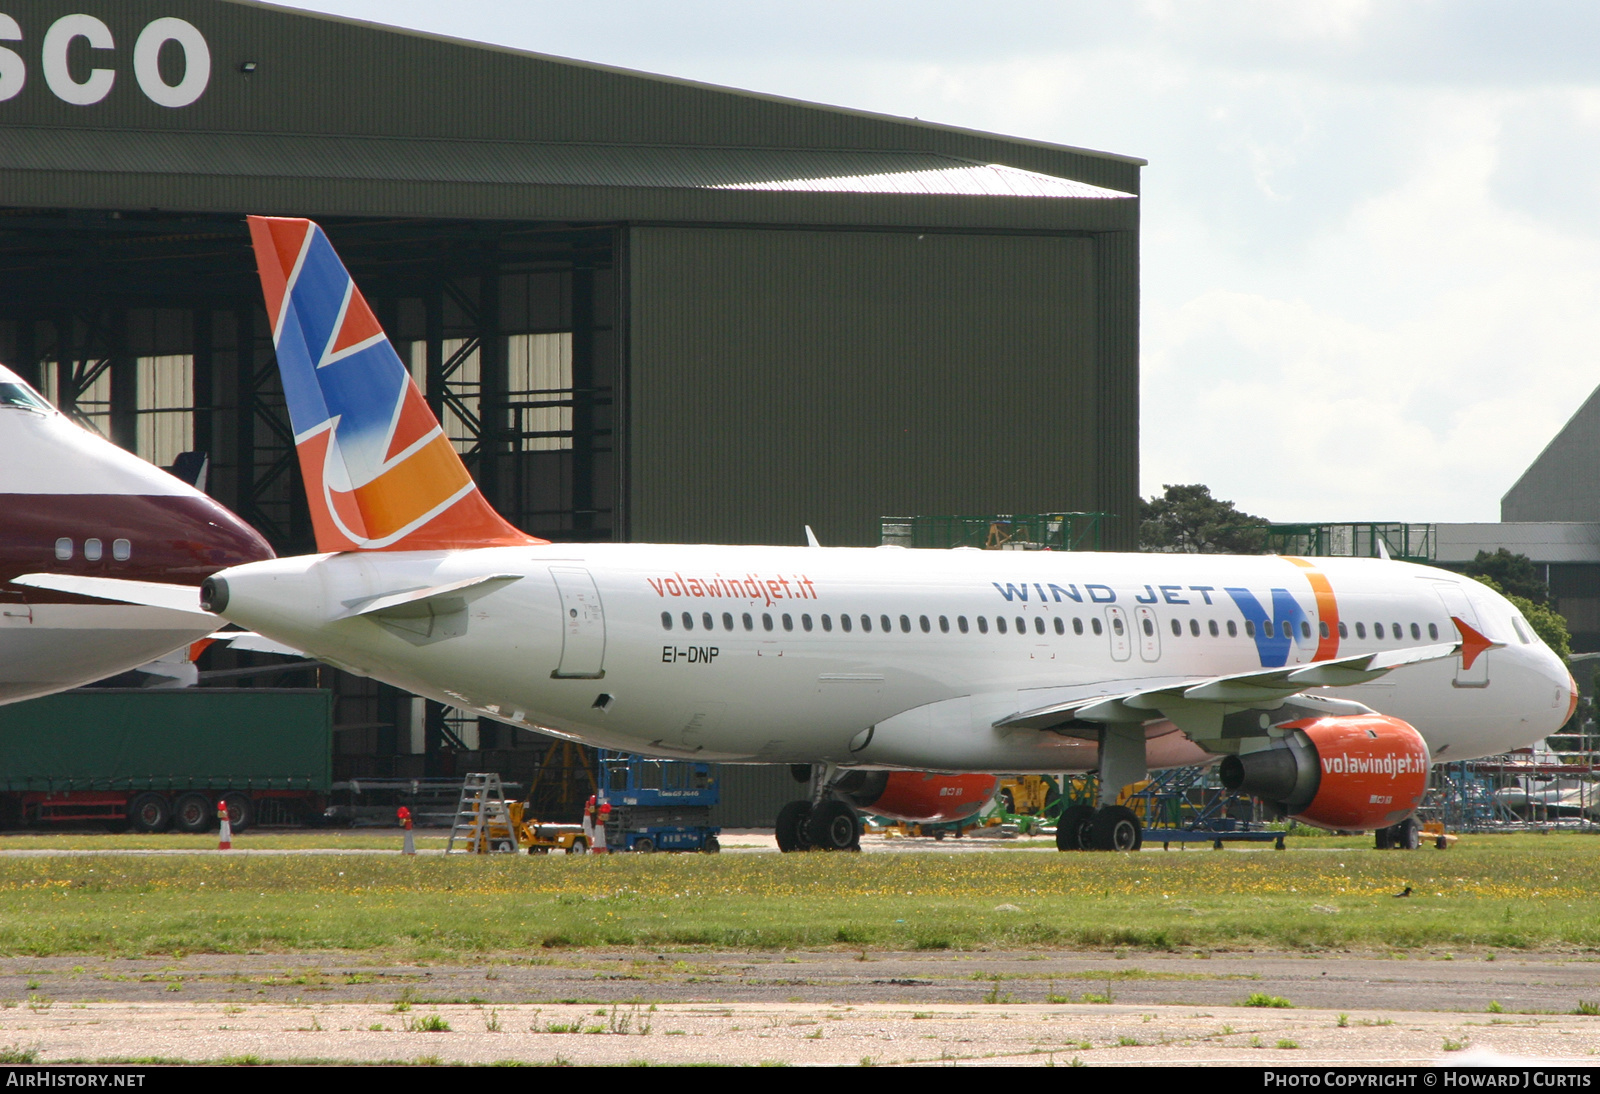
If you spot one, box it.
[0,0,1141,231]
[1,128,1134,200]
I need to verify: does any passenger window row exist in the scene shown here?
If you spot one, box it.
[661,610,1065,636]
[659,610,1441,642]
[54,537,132,562]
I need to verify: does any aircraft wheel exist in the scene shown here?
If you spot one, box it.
[127,793,170,834]
[172,793,214,834]
[1394,817,1420,850]
[806,800,860,851]
[774,800,813,853]
[1373,826,1393,850]
[1088,805,1142,852]
[1055,804,1094,852]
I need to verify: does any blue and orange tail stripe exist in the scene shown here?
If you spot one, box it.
[247,216,543,552]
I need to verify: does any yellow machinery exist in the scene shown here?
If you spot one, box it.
[997,774,1061,816]
[511,802,587,854]
[457,797,587,854]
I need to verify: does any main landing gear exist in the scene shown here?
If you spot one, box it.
[775,764,862,852]
[774,798,862,852]
[1052,723,1148,852]
[1054,804,1143,852]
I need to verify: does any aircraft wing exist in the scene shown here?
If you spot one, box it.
[996,635,1489,743]
[12,573,212,617]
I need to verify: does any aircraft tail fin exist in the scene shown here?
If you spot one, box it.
[247,216,542,552]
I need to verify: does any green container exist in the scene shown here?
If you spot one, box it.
[0,689,333,793]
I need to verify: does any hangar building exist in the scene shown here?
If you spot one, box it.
[0,0,1144,813]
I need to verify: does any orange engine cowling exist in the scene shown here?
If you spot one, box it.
[834,771,998,824]
[1219,714,1431,832]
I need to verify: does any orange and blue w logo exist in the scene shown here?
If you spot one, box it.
[248,216,541,552]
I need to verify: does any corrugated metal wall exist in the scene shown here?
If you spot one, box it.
[628,226,1121,549]
[709,764,803,828]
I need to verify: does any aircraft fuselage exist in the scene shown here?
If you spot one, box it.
[208,543,1574,771]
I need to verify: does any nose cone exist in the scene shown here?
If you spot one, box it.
[1523,644,1578,740]
[110,494,274,583]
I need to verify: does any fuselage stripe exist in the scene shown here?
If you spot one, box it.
[1285,556,1340,661]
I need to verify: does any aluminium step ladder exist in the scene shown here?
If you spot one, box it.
[445,772,520,854]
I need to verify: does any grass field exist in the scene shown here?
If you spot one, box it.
[0,833,1594,957]
[0,831,454,852]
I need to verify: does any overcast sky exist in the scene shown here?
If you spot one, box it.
[278,0,1600,524]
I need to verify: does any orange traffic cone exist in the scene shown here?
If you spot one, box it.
[217,799,233,851]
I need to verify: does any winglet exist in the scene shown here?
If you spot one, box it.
[1452,616,1499,670]
[805,525,821,548]
[246,215,544,552]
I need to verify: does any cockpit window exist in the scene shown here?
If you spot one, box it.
[0,382,52,413]
[1511,616,1532,645]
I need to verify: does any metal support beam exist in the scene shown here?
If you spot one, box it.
[571,265,596,535]
[476,260,505,500]
[233,308,255,521]
[108,311,135,453]
[192,309,214,459]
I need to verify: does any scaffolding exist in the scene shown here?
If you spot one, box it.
[1120,767,1286,847]
[1423,750,1600,833]
[880,513,1107,552]
[1261,522,1436,564]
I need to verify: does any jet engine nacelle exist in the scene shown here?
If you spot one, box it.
[1219,714,1430,832]
[833,770,999,824]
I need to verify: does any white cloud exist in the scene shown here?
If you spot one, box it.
[274,1,1600,522]
[1145,88,1600,520]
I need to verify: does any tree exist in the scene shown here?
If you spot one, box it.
[1460,549,1549,606]
[1139,484,1270,554]
[1467,575,1571,661]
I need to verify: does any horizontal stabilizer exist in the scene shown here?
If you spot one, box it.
[215,631,305,656]
[13,574,212,617]
[341,574,523,620]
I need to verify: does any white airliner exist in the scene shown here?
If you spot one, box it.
[0,363,273,703]
[21,217,1576,851]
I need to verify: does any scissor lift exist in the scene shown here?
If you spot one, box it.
[597,752,722,853]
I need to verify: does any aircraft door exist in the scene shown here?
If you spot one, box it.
[1434,584,1488,688]
[1104,606,1131,662]
[1134,606,1162,662]
[550,567,606,679]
